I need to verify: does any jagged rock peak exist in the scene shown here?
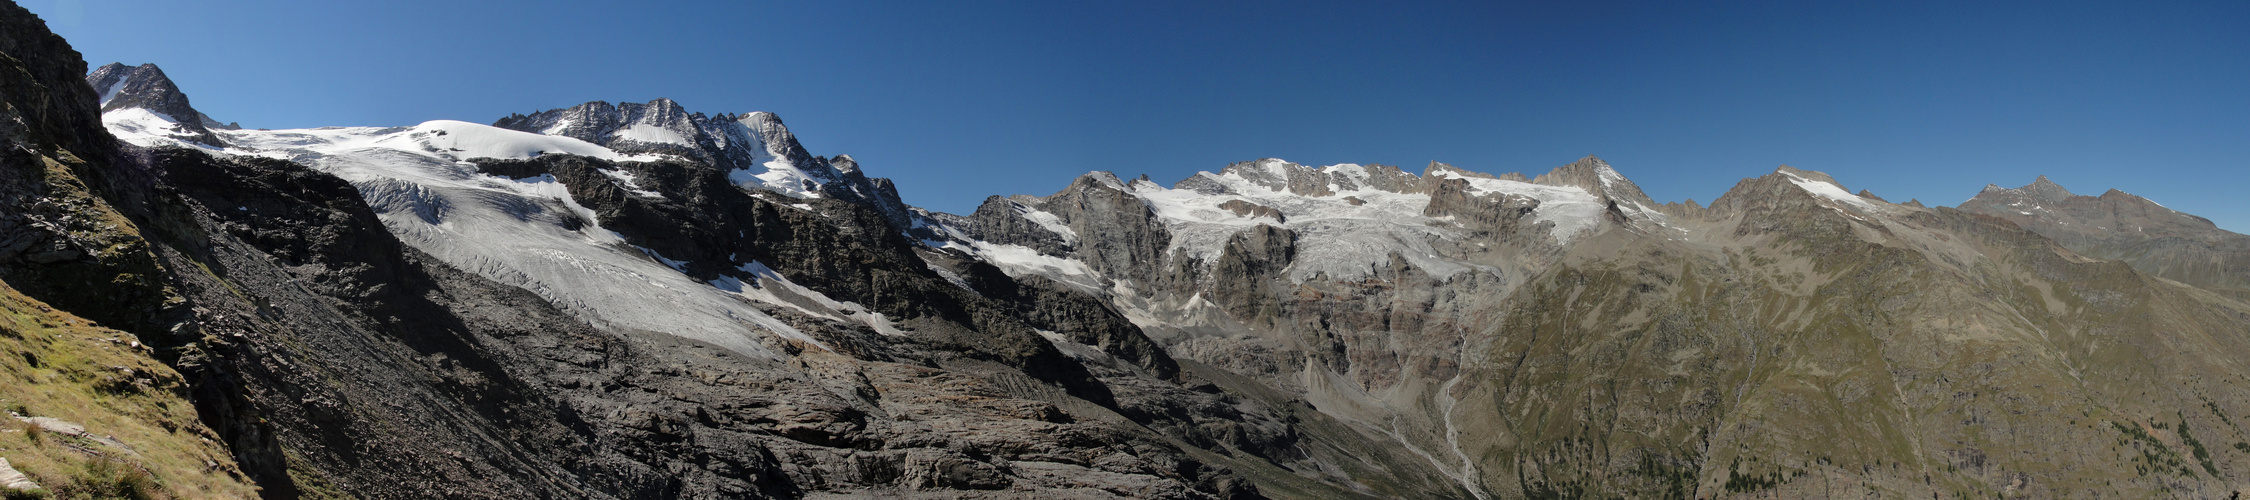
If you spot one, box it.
[84,62,232,145]
[1706,165,1877,217]
[1167,158,1431,197]
[2021,175,2075,202]
[496,101,823,181]
[492,98,702,147]
[1210,158,1330,196]
[488,100,922,229]
[735,111,793,145]
[1531,155,1658,208]
[1069,170,1131,193]
[1772,164,1844,186]
[2094,188,2172,210]
[90,63,187,119]
[731,110,822,170]
[1526,155,1607,186]
[1422,160,1495,180]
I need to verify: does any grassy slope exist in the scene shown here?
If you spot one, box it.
[0,278,257,499]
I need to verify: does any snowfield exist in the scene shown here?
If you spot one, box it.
[103,110,842,360]
[102,103,1661,361]
[1425,168,1606,244]
[1124,159,1614,281]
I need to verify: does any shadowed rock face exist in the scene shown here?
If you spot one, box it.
[1962,176,2250,294]
[0,1,171,339]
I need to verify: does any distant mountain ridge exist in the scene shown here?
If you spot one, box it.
[1961,176,2250,294]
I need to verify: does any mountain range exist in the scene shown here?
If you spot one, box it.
[5,4,2250,499]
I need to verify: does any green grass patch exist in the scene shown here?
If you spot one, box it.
[1,280,259,499]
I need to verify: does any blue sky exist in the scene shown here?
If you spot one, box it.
[24,0,2250,231]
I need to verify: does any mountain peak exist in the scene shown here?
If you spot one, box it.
[1531,155,1658,210]
[738,110,784,129]
[484,99,923,226]
[1772,164,1832,182]
[85,62,231,145]
[2021,175,2075,202]
[1423,160,1492,180]
[1215,158,1338,196]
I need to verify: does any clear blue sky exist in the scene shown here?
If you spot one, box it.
[23,0,2250,231]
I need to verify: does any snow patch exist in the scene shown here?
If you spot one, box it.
[1017,205,1079,244]
[1782,172,1881,213]
[1125,161,1488,281]
[598,169,665,198]
[97,76,131,105]
[101,108,218,149]
[944,240,1106,291]
[381,120,657,162]
[1428,169,1605,244]
[612,123,691,145]
[714,262,904,337]
[214,119,670,164]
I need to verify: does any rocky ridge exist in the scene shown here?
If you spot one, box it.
[1961,176,2250,294]
[493,99,916,230]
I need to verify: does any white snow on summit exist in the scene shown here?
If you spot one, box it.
[1427,168,1606,244]
[103,108,214,150]
[715,112,833,199]
[611,123,693,146]
[101,112,828,360]
[1133,162,1477,281]
[1017,205,1080,245]
[1782,171,1881,213]
[392,120,668,162]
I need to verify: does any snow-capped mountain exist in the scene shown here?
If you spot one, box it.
[919,155,1675,295]
[87,62,233,147]
[494,99,917,229]
[97,81,907,360]
[88,67,979,363]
